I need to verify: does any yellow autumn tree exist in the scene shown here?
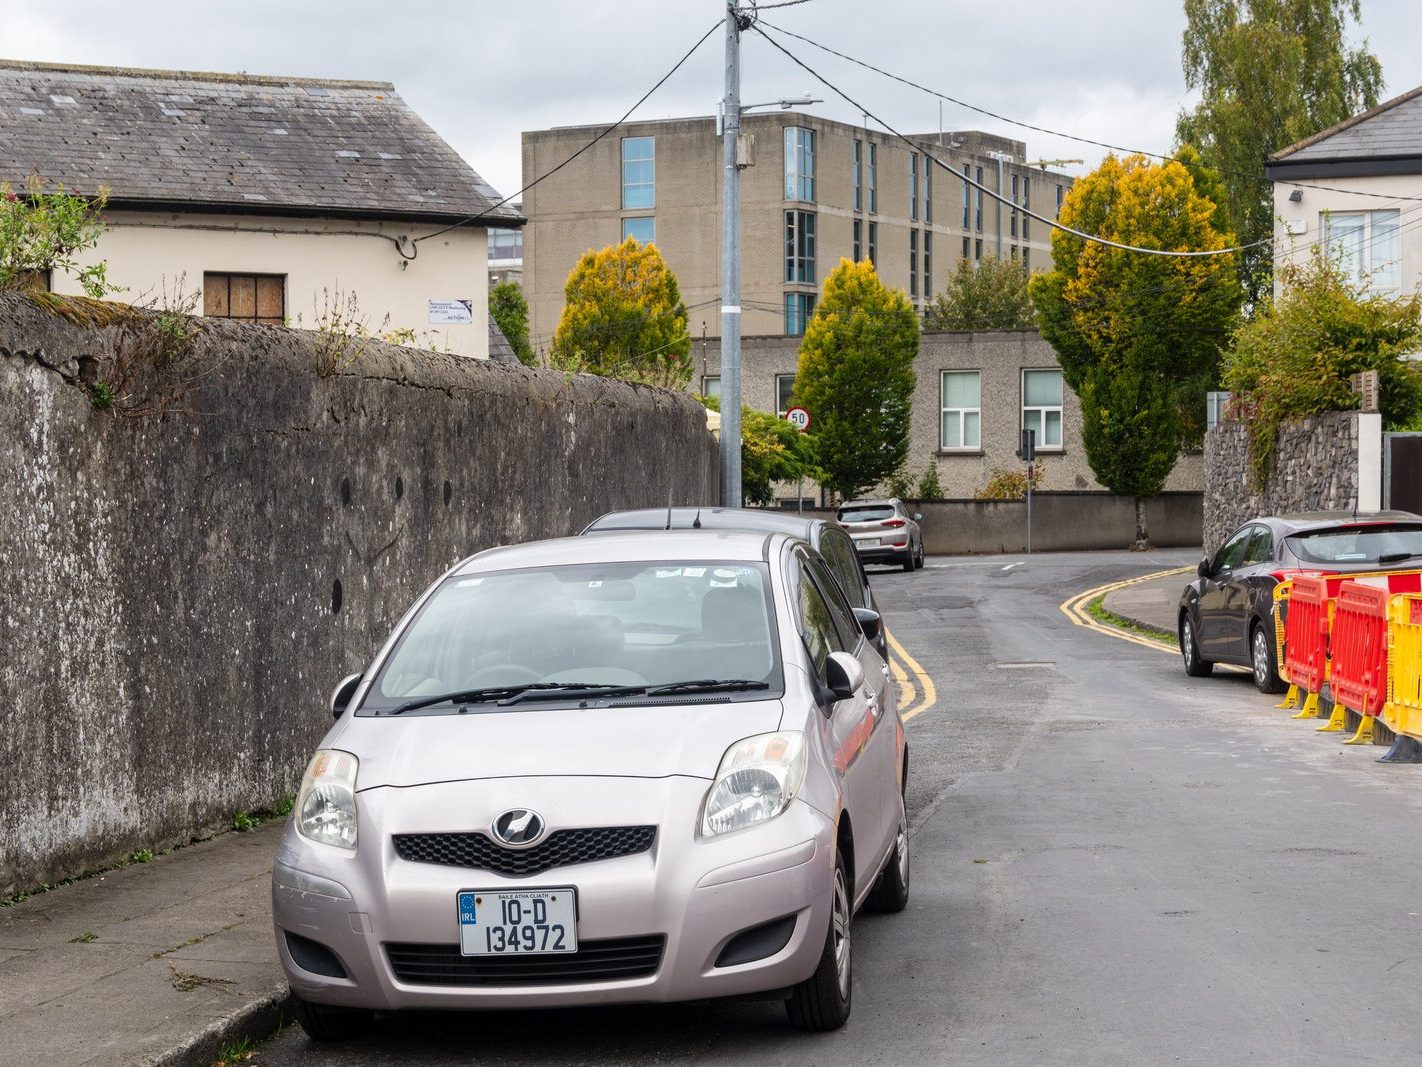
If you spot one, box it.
[550,237,691,389]
[1029,153,1242,547]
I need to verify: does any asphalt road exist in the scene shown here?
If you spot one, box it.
[255,549,1422,1065]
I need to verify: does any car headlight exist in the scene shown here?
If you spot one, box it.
[702,732,807,837]
[296,750,359,850]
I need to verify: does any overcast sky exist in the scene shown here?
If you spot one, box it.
[7,0,1419,202]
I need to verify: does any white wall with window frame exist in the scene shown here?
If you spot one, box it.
[1323,208,1401,293]
[621,136,654,210]
[940,370,981,452]
[1022,368,1064,451]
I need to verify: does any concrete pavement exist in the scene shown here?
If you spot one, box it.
[1100,564,1193,636]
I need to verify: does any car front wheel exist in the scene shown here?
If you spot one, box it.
[1251,621,1286,694]
[786,849,852,1031]
[1180,612,1213,677]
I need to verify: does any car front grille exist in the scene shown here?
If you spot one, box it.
[386,936,665,986]
[392,826,656,877]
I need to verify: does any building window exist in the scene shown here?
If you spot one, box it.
[702,375,722,400]
[1324,209,1401,292]
[1022,178,1031,240]
[924,230,932,298]
[13,267,51,291]
[961,163,970,229]
[853,218,862,261]
[1010,174,1019,238]
[785,210,816,283]
[925,161,933,224]
[1056,184,1064,210]
[867,143,877,213]
[962,235,970,261]
[621,216,655,244]
[1023,369,1064,450]
[785,294,815,337]
[941,371,981,450]
[487,228,523,263]
[1206,390,1231,431]
[909,229,919,298]
[975,166,984,231]
[974,238,982,266]
[868,221,878,267]
[852,139,862,212]
[1010,245,1019,260]
[784,126,815,202]
[776,373,798,415]
[910,152,919,221]
[1023,248,1030,272]
[622,136,655,210]
[203,272,285,324]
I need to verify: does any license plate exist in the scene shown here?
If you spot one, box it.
[458,888,578,956]
[859,538,880,548]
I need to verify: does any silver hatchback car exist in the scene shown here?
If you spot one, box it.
[273,530,909,1040]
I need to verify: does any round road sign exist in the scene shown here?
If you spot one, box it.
[785,406,811,432]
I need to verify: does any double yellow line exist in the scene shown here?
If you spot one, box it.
[885,628,937,723]
[1059,567,1191,654]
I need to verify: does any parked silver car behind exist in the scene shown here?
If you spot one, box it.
[273,531,909,1040]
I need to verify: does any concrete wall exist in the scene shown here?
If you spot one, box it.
[793,492,1202,554]
[0,293,718,894]
[1203,411,1361,552]
[55,209,490,358]
[523,113,1072,349]
[695,329,1204,500]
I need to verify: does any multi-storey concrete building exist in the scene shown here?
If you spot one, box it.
[522,112,1075,349]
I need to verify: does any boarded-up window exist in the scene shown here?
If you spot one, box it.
[8,268,51,292]
[203,273,285,324]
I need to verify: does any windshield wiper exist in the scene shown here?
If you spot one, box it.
[1378,551,1422,564]
[644,678,770,696]
[388,682,638,715]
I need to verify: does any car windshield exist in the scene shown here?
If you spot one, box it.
[361,560,781,713]
[1286,524,1422,564]
[838,506,894,523]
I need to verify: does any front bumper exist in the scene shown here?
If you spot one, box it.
[272,775,834,1011]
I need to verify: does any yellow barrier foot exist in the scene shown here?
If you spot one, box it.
[1317,703,1349,732]
[1290,692,1321,720]
[1342,716,1374,745]
[1276,685,1301,711]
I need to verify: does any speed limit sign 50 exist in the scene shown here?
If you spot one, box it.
[785,406,811,432]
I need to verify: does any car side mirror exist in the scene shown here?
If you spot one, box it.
[330,673,363,720]
[853,607,882,644]
[1197,557,1211,579]
[913,513,923,521]
[825,651,866,702]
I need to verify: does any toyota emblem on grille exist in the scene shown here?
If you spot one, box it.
[492,808,545,848]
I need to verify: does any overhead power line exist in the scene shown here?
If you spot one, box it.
[410,18,724,251]
[752,23,1270,258]
[756,17,1422,205]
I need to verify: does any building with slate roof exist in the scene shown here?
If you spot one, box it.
[1267,84,1422,301]
[0,59,522,358]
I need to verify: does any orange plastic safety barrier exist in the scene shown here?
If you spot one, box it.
[1281,576,1330,695]
[1329,582,1390,717]
[1384,594,1422,744]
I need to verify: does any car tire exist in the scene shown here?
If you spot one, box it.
[1179,612,1213,678]
[901,549,915,573]
[786,849,853,1032]
[292,993,375,1042]
[864,803,910,914]
[913,540,925,570]
[1251,621,1287,695]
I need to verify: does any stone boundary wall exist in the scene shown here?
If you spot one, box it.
[0,294,718,893]
[1203,412,1359,553]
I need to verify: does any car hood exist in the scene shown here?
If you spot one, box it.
[339,699,786,789]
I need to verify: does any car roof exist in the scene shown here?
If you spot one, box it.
[1264,511,1422,534]
[839,499,897,508]
[583,507,828,538]
[455,529,786,575]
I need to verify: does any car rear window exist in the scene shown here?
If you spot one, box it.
[838,506,894,523]
[1285,524,1422,565]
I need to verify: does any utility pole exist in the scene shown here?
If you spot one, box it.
[720,4,745,508]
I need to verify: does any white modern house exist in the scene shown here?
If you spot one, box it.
[1267,84,1422,299]
[0,59,523,358]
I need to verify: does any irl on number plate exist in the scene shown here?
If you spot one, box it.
[458,888,578,956]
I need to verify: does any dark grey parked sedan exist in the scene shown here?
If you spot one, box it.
[1178,511,1422,693]
[582,507,888,660]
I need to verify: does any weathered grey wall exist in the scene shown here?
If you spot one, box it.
[0,294,718,894]
[1203,412,1359,553]
[794,492,1203,554]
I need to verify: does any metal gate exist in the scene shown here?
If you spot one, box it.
[1385,433,1422,513]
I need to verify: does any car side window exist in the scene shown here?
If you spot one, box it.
[1243,526,1274,567]
[794,560,846,686]
[1213,526,1253,573]
[804,552,861,650]
[819,529,867,610]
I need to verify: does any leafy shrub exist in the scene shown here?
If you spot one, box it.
[915,462,944,500]
[975,464,1045,500]
[0,177,119,299]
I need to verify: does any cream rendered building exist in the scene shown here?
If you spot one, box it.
[0,60,522,358]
